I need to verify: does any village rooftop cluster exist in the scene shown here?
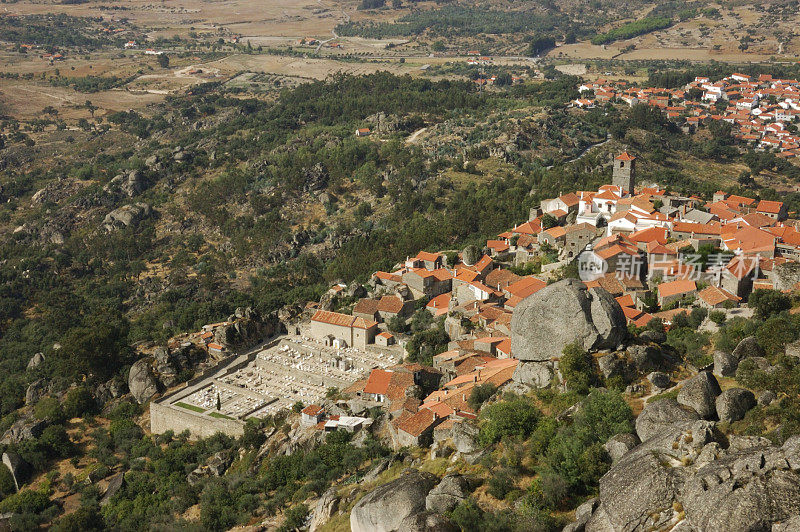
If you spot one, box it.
[266,150,799,447]
[153,149,800,447]
[576,72,800,158]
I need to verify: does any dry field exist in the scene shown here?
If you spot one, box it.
[547,4,796,63]
[1,0,359,40]
[2,0,798,123]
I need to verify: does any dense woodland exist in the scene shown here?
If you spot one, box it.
[0,14,130,50]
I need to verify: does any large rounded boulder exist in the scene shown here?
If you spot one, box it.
[635,398,700,442]
[128,358,160,404]
[677,372,722,419]
[350,469,438,532]
[510,279,626,362]
[715,388,756,423]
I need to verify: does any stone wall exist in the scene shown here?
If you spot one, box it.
[150,401,244,438]
[150,338,284,439]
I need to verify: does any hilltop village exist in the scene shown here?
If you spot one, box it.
[576,73,800,158]
[149,148,800,455]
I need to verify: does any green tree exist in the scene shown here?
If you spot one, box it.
[541,213,557,229]
[63,387,96,419]
[479,395,540,444]
[559,342,596,394]
[749,289,791,319]
[709,310,726,325]
[468,383,497,411]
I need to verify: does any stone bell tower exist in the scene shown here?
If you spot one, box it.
[612,152,636,194]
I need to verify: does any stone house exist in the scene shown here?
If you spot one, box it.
[541,192,580,215]
[697,285,741,309]
[402,269,452,298]
[309,310,378,349]
[538,226,566,248]
[352,298,381,322]
[377,295,413,322]
[394,408,444,448]
[756,200,787,221]
[375,332,395,347]
[301,404,325,426]
[721,256,757,300]
[656,279,697,307]
[563,223,598,258]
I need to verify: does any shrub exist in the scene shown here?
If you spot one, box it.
[277,503,309,532]
[0,489,51,514]
[709,310,726,325]
[468,383,497,411]
[559,342,596,394]
[749,289,791,319]
[487,468,517,500]
[479,395,541,444]
[34,397,66,424]
[63,386,96,419]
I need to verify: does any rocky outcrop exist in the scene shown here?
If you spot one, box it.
[128,358,160,404]
[213,307,283,354]
[604,433,639,463]
[102,203,152,232]
[451,422,480,454]
[647,372,670,390]
[732,335,765,361]
[350,469,438,532]
[627,345,664,373]
[639,330,666,344]
[303,162,329,192]
[187,451,233,486]
[635,399,699,442]
[100,473,125,507]
[566,498,598,532]
[151,343,206,388]
[25,379,50,405]
[772,262,800,292]
[104,170,150,198]
[677,372,721,419]
[586,420,717,531]
[713,350,738,377]
[512,360,554,388]
[715,388,756,423]
[714,337,764,378]
[786,340,800,359]
[774,515,800,532]
[26,352,45,370]
[758,391,776,407]
[682,447,800,531]
[598,354,627,380]
[310,487,340,532]
[582,416,800,532]
[0,418,48,445]
[510,279,626,362]
[399,511,458,532]
[94,377,127,405]
[2,452,31,492]
[425,474,469,514]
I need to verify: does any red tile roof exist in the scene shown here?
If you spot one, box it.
[377,295,405,314]
[657,279,697,299]
[301,404,324,416]
[756,200,783,214]
[416,251,442,262]
[395,408,439,437]
[363,369,393,395]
